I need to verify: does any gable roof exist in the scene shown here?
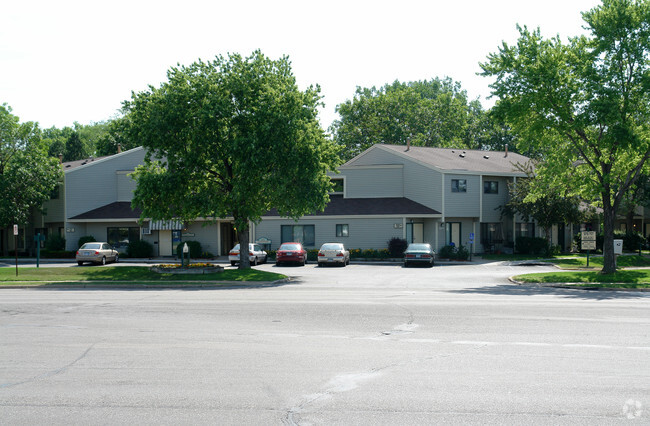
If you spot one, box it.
[68,201,142,221]
[345,144,530,175]
[265,195,440,217]
[62,147,145,173]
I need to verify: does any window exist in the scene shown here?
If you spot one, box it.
[451,179,467,193]
[331,178,344,194]
[484,181,498,194]
[516,223,535,239]
[336,224,349,237]
[480,223,504,246]
[107,227,140,249]
[281,225,315,246]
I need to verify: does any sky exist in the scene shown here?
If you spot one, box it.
[1,0,602,131]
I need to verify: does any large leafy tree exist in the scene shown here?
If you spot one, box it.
[481,0,650,274]
[331,78,506,161]
[0,104,62,255]
[126,51,340,268]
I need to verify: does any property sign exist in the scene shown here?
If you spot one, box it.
[581,231,596,251]
[13,224,18,236]
[469,232,475,243]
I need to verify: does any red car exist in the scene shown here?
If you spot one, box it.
[276,242,308,266]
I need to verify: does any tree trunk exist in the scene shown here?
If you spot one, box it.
[237,225,251,270]
[626,209,635,233]
[601,205,617,274]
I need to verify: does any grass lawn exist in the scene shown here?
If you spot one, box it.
[0,266,287,287]
[548,254,650,269]
[513,270,650,288]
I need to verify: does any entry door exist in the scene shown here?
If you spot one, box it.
[406,223,424,243]
[159,230,172,256]
[446,222,461,246]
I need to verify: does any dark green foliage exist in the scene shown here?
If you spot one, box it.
[387,237,408,257]
[438,245,455,259]
[515,237,550,256]
[44,234,66,251]
[176,240,202,259]
[63,132,87,161]
[439,244,470,260]
[77,235,96,249]
[127,240,154,258]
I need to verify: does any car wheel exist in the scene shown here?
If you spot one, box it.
[231,261,237,266]
[77,261,83,266]
[404,262,409,268]
[114,254,119,263]
[252,257,258,266]
[101,256,106,266]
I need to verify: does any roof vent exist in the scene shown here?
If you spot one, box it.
[459,153,465,158]
[65,164,71,168]
[483,155,490,159]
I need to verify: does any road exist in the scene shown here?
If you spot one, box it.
[1,262,649,424]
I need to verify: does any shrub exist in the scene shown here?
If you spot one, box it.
[176,240,202,258]
[387,237,408,257]
[307,249,319,261]
[77,235,96,249]
[45,234,66,251]
[515,237,549,255]
[455,244,470,260]
[438,245,455,259]
[127,240,153,258]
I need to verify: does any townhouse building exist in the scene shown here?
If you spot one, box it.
[19,143,647,258]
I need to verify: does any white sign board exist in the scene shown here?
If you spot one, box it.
[13,224,18,236]
[613,239,624,255]
[582,231,597,241]
[582,240,597,250]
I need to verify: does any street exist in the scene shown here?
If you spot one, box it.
[1,262,649,424]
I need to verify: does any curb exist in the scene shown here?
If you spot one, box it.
[0,277,293,290]
[508,276,650,292]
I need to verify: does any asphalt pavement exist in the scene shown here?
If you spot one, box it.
[1,262,648,424]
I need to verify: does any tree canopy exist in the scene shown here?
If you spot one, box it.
[481,0,650,273]
[330,78,511,161]
[0,104,62,254]
[126,51,340,268]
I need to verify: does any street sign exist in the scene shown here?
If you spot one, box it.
[13,224,18,236]
[469,232,475,243]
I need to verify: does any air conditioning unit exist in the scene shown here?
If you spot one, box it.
[141,227,151,235]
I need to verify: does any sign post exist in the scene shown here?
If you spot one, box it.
[468,232,475,261]
[613,239,624,269]
[13,225,18,276]
[34,233,46,268]
[581,231,597,267]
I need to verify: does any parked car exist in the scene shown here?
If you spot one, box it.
[403,243,435,267]
[317,243,350,266]
[229,243,267,266]
[76,242,119,266]
[276,242,308,266]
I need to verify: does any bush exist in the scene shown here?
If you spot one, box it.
[387,238,408,257]
[45,234,66,251]
[176,240,202,258]
[77,235,96,249]
[575,230,645,252]
[515,236,549,255]
[307,249,319,261]
[41,250,75,258]
[455,244,470,260]
[127,240,153,258]
[438,245,455,259]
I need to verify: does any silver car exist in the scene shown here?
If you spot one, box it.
[76,242,119,266]
[228,243,268,266]
[317,243,350,266]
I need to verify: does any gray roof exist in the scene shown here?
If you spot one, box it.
[265,195,440,217]
[61,155,110,171]
[69,202,141,220]
[351,144,531,175]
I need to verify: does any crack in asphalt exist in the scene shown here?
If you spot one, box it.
[0,342,98,389]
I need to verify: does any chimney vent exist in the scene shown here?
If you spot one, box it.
[117,143,122,153]
[406,139,410,152]
[58,154,63,164]
[505,144,509,157]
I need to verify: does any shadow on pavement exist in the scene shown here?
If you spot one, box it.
[448,283,650,300]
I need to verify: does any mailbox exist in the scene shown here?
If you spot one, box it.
[613,239,623,255]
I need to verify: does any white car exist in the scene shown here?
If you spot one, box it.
[229,243,267,266]
[317,243,350,266]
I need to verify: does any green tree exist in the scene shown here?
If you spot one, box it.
[126,51,340,268]
[499,164,584,252]
[95,116,136,156]
[480,0,650,274]
[0,104,62,255]
[331,78,502,161]
[63,131,86,161]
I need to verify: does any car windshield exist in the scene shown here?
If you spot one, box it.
[280,244,301,250]
[81,243,101,250]
[407,244,431,251]
[321,243,343,250]
[231,244,240,251]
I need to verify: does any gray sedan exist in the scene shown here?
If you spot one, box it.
[403,243,435,267]
[76,242,119,266]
